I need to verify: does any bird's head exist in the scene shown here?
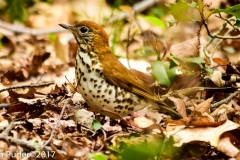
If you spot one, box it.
[59,21,109,52]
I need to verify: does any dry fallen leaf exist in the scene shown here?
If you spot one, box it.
[194,96,213,114]
[168,96,187,117]
[170,37,200,57]
[218,136,239,157]
[208,70,225,87]
[166,120,240,151]
[133,116,154,128]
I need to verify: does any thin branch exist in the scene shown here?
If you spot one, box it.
[0,82,54,93]
[0,20,65,35]
[126,23,132,69]
[0,121,25,137]
[0,121,66,155]
[216,14,238,29]
[212,28,235,55]
[204,26,235,66]
[108,0,160,23]
[42,98,68,148]
[0,103,12,109]
[211,90,240,109]
[203,17,235,66]
[203,16,239,39]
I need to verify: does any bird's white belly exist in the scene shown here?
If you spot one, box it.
[75,51,149,118]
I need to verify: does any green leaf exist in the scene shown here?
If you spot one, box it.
[188,1,197,8]
[214,4,240,19]
[204,68,214,74]
[159,136,181,156]
[234,18,240,27]
[150,61,177,87]
[48,33,57,44]
[5,0,31,22]
[165,19,177,27]
[169,54,180,68]
[167,0,199,23]
[151,7,168,18]
[0,39,3,50]
[175,56,204,65]
[142,48,158,57]
[88,153,108,160]
[140,16,165,29]
[92,119,102,131]
[191,57,204,64]
[33,143,40,152]
[111,134,184,160]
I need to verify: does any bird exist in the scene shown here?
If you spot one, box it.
[59,21,181,119]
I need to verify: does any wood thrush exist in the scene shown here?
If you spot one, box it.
[59,21,181,119]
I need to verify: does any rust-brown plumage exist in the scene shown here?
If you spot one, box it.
[59,21,180,119]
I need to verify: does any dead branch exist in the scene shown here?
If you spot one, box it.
[211,90,240,109]
[0,20,65,36]
[0,82,54,93]
[0,121,67,156]
[42,98,68,148]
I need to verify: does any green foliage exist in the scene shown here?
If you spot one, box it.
[110,29,118,53]
[108,0,135,8]
[235,19,240,27]
[110,21,124,54]
[151,7,168,18]
[169,55,214,74]
[169,54,180,68]
[48,33,57,44]
[1,0,52,22]
[0,39,3,50]
[150,61,177,87]
[92,119,102,131]
[214,4,240,27]
[142,48,159,57]
[165,20,177,27]
[166,0,199,25]
[88,152,108,160]
[42,0,52,2]
[33,143,41,152]
[111,134,184,160]
[214,4,240,19]
[4,0,31,22]
[140,16,166,29]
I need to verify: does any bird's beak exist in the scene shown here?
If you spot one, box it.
[59,23,72,30]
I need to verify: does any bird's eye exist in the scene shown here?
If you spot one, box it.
[80,26,89,33]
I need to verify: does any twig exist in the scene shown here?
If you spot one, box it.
[101,128,107,141]
[42,98,68,148]
[105,133,130,141]
[64,75,75,92]
[0,20,65,35]
[204,27,234,66]
[216,14,239,30]
[0,82,54,93]
[0,121,25,137]
[203,17,235,66]
[0,121,66,155]
[108,0,160,23]
[36,71,47,84]
[81,125,96,135]
[126,23,132,69]
[95,128,107,152]
[0,103,12,108]
[203,16,239,39]
[3,136,66,155]
[211,90,240,109]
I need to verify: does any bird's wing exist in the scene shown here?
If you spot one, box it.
[100,52,160,102]
[99,51,181,118]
